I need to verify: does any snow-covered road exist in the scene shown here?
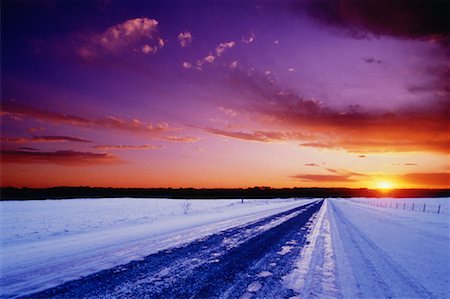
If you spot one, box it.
[1,197,448,298]
[30,200,323,298]
[0,198,316,298]
[326,198,449,299]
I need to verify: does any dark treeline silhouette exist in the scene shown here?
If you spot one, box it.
[1,187,449,201]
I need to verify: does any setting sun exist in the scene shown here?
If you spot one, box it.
[377,181,394,190]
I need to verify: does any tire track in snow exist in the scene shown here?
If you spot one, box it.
[284,199,340,299]
[329,200,436,299]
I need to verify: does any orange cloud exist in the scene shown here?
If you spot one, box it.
[291,169,450,188]
[397,172,450,187]
[1,150,122,166]
[1,101,171,135]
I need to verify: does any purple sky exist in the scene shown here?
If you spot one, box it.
[1,1,449,188]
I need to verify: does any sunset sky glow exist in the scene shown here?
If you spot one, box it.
[1,1,449,189]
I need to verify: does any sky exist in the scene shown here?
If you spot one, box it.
[1,0,449,189]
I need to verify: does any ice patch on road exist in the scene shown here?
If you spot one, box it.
[257,271,273,278]
[247,281,262,292]
[277,246,293,255]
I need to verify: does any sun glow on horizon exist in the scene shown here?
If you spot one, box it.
[376,181,394,190]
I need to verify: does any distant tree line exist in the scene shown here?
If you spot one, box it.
[0,186,448,201]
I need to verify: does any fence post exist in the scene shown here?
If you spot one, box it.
[423,203,426,212]
[437,204,441,214]
[412,203,415,211]
[403,203,406,209]
[396,203,398,209]
[390,203,392,208]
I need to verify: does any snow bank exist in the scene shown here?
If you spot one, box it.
[0,197,313,298]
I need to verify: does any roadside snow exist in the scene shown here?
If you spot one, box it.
[328,198,449,298]
[285,197,449,299]
[0,197,314,298]
[349,197,449,214]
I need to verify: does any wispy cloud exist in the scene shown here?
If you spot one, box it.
[178,31,192,47]
[74,18,164,58]
[291,174,356,183]
[163,136,200,143]
[242,32,255,43]
[182,61,192,69]
[363,57,382,64]
[304,163,320,167]
[291,168,367,183]
[202,127,312,143]
[1,150,122,166]
[215,41,235,56]
[93,144,163,150]
[1,135,92,144]
[2,101,172,135]
[194,40,236,70]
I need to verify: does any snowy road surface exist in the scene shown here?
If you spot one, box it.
[0,198,317,297]
[1,197,448,298]
[29,200,323,298]
[326,198,449,299]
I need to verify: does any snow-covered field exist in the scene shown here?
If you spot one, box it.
[0,197,313,297]
[1,197,449,298]
[349,197,449,214]
[286,197,450,298]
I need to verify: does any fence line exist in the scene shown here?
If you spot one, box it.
[350,199,442,214]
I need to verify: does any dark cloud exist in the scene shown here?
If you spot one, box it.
[363,57,382,64]
[304,163,320,167]
[18,147,38,151]
[93,144,163,150]
[0,150,122,166]
[325,168,368,177]
[297,0,449,41]
[1,135,92,144]
[32,136,92,143]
